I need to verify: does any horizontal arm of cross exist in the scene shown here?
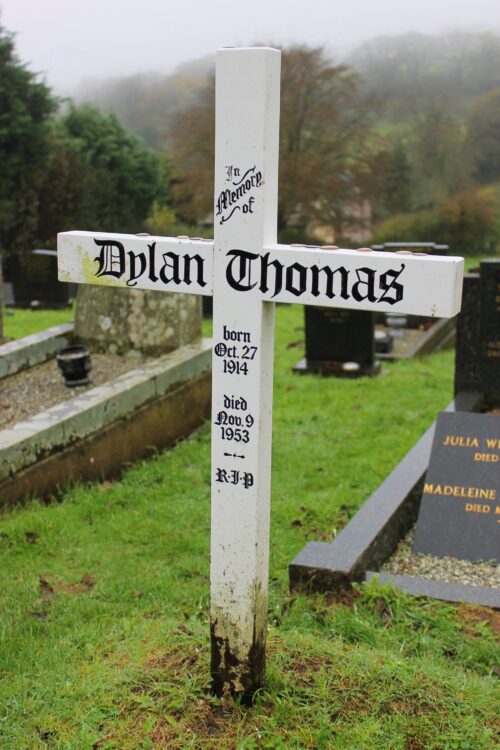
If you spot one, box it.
[58,230,214,296]
[258,243,464,317]
[58,230,463,319]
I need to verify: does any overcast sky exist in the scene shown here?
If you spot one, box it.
[2,0,500,93]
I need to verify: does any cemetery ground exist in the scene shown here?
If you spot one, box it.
[1,304,499,750]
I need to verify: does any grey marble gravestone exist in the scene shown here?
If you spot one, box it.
[74,285,202,357]
[413,411,500,563]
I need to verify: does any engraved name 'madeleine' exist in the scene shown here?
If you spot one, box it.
[424,483,497,500]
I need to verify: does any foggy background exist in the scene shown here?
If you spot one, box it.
[2,0,500,92]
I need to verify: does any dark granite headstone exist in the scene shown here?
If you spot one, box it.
[479,259,500,407]
[413,411,500,563]
[294,306,380,377]
[454,272,481,395]
[2,250,71,308]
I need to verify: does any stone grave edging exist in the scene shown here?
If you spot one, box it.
[0,339,212,506]
[378,316,456,361]
[289,391,500,609]
[0,323,74,378]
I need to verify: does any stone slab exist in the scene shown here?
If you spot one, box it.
[365,572,500,609]
[379,316,456,360]
[0,339,212,486]
[289,391,484,595]
[0,323,74,379]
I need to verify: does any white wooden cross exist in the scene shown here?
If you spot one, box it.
[58,47,464,699]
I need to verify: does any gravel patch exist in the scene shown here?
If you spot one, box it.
[381,527,499,590]
[0,353,152,431]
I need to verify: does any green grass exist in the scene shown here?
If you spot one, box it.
[2,305,74,340]
[0,304,499,749]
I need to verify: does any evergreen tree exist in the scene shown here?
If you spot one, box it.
[0,23,56,254]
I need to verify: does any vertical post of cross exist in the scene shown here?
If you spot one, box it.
[210,47,281,698]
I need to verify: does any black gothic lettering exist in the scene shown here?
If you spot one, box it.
[351,267,377,303]
[126,250,147,287]
[216,166,263,223]
[285,262,307,296]
[159,252,181,285]
[310,265,350,299]
[378,264,405,305]
[183,254,207,287]
[93,239,125,279]
[259,253,283,297]
[226,249,259,291]
[148,242,158,282]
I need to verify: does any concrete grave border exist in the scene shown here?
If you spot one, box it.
[378,316,456,361]
[289,391,500,610]
[0,323,74,378]
[0,336,212,508]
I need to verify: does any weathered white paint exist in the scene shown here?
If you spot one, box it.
[58,233,463,319]
[57,46,465,697]
[58,231,214,295]
[209,47,280,694]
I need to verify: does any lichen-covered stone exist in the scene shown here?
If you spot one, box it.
[74,286,202,356]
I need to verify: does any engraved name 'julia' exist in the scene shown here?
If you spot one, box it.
[442,435,500,448]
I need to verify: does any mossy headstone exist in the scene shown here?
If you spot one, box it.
[74,285,201,356]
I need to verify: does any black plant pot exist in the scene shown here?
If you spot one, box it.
[56,345,92,387]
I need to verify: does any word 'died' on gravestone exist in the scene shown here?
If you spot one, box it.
[58,47,465,699]
[294,306,379,377]
[414,411,500,563]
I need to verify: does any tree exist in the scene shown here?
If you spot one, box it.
[408,103,472,210]
[0,23,56,254]
[36,105,170,243]
[169,45,376,242]
[467,88,500,184]
[375,140,412,216]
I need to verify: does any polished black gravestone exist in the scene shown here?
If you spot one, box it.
[2,250,71,308]
[454,272,481,394]
[413,411,499,563]
[293,307,380,377]
[479,259,500,407]
[454,259,500,407]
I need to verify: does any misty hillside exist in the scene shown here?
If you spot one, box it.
[74,31,500,149]
[348,31,500,118]
[74,54,214,149]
